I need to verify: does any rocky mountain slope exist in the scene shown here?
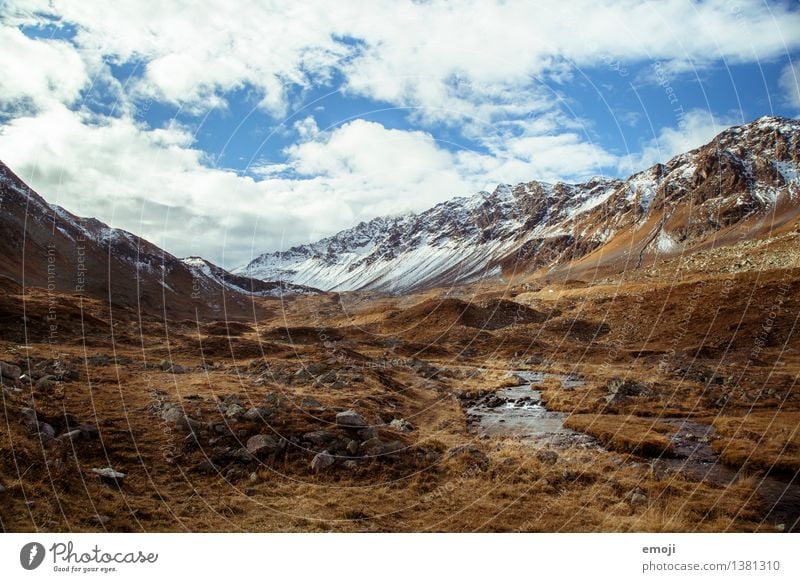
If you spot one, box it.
[0,162,317,320]
[239,116,800,292]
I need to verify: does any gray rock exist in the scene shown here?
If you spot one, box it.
[79,423,99,440]
[630,493,648,507]
[242,407,269,422]
[35,375,58,390]
[311,451,335,472]
[59,429,82,442]
[336,410,367,428]
[536,450,559,465]
[303,430,337,446]
[301,396,324,409]
[94,514,111,526]
[389,418,414,432]
[0,361,22,381]
[246,434,278,457]
[346,439,359,455]
[92,467,126,480]
[226,403,245,418]
[38,422,56,439]
[358,426,378,441]
[230,448,256,464]
[0,484,6,494]
[360,437,384,455]
[342,460,358,469]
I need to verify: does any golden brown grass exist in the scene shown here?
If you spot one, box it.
[712,412,800,473]
[564,414,676,457]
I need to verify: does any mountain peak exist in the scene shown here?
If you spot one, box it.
[239,116,800,293]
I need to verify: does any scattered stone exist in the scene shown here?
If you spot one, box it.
[92,467,126,484]
[263,392,285,409]
[226,403,245,418]
[230,448,256,464]
[38,422,56,439]
[225,466,248,482]
[360,437,384,455]
[346,439,359,455]
[193,460,218,475]
[336,410,367,428]
[79,423,99,440]
[94,515,111,526]
[242,407,269,422]
[342,460,358,469]
[160,360,186,374]
[630,493,648,507]
[0,361,22,381]
[35,375,58,390]
[246,434,278,458]
[311,451,335,472]
[358,427,378,441]
[248,472,261,484]
[244,487,257,497]
[301,396,324,409]
[303,430,337,446]
[536,450,559,465]
[389,418,414,432]
[59,429,82,443]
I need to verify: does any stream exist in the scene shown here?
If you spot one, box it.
[465,371,800,531]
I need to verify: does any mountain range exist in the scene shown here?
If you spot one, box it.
[1,116,798,311]
[238,116,800,292]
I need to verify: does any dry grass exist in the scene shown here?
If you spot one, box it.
[712,412,800,473]
[564,414,676,457]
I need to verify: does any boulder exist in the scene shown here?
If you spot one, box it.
[35,375,58,390]
[311,451,335,472]
[0,361,21,381]
[336,410,367,428]
[301,396,324,409]
[242,407,269,422]
[246,434,278,457]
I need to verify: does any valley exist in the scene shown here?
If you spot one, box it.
[1,117,799,533]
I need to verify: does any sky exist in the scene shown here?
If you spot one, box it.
[0,0,798,268]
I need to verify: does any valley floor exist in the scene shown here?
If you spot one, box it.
[1,263,799,532]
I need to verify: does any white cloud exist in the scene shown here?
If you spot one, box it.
[779,62,800,111]
[618,108,741,173]
[0,27,88,114]
[1,0,798,266]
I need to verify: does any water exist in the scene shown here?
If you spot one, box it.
[466,371,800,531]
[465,371,594,447]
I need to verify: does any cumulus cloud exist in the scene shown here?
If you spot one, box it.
[779,62,800,111]
[618,108,741,174]
[0,27,88,115]
[1,0,798,267]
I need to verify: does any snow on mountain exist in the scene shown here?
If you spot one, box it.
[239,116,800,293]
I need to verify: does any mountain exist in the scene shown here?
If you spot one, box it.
[0,161,319,321]
[238,116,800,292]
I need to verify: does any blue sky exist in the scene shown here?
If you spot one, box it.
[0,1,798,267]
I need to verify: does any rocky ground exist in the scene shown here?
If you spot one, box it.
[1,238,799,532]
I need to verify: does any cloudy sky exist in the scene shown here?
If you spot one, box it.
[1,1,799,267]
